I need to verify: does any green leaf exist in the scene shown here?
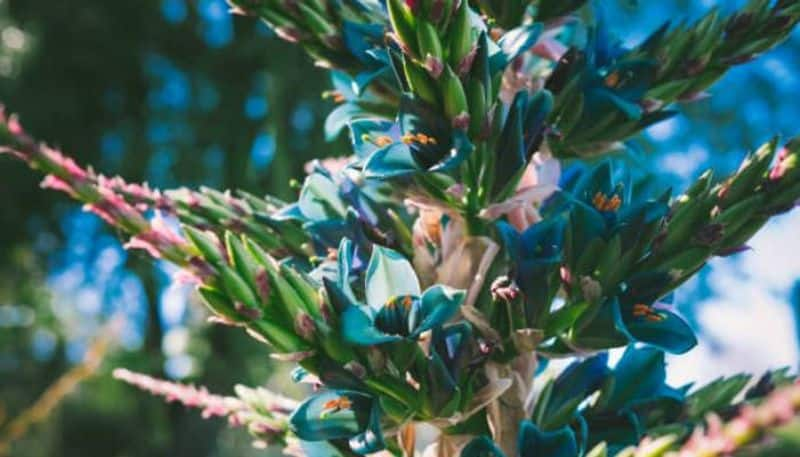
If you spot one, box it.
[685,374,751,419]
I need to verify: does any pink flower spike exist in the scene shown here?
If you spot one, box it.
[40,175,77,197]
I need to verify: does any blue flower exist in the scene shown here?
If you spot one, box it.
[614,272,697,354]
[360,95,474,179]
[460,420,577,457]
[289,389,384,455]
[330,241,465,345]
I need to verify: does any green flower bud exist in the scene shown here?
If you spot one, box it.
[718,138,777,205]
[225,232,261,293]
[417,20,444,78]
[387,0,418,55]
[220,265,260,310]
[441,65,470,127]
[448,0,473,69]
[403,55,439,105]
[198,286,244,324]
[183,225,225,265]
[297,3,338,49]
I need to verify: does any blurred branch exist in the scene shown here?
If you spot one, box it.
[0,318,122,456]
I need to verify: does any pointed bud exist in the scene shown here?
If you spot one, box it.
[448,0,473,69]
[692,223,724,247]
[424,54,444,79]
[294,313,317,341]
[220,265,259,310]
[184,225,225,261]
[452,112,471,130]
[255,267,271,303]
[387,0,418,56]
[417,21,444,76]
[441,65,469,123]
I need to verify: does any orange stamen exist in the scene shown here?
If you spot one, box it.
[373,135,394,147]
[604,71,621,88]
[322,396,353,415]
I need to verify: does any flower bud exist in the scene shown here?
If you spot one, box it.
[220,265,260,310]
[294,313,317,341]
[403,55,439,105]
[417,21,444,78]
[448,0,473,68]
[441,65,469,124]
[388,0,418,55]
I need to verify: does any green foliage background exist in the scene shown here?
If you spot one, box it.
[0,1,339,455]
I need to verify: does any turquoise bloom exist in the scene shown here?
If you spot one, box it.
[289,389,384,455]
[460,420,577,457]
[329,241,465,345]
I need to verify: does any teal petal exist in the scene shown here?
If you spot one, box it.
[491,23,544,74]
[326,102,368,140]
[603,345,672,411]
[492,91,526,198]
[616,303,697,355]
[426,351,460,415]
[364,245,420,310]
[572,161,615,203]
[570,298,628,351]
[298,172,347,221]
[342,305,402,345]
[348,400,386,454]
[428,130,474,173]
[567,200,608,252]
[349,119,396,158]
[518,421,578,457]
[496,221,522,263]
[363,143,420,179]
[289,390,372,441]
[353,67,390,95]
[413,285,464,337]
[324,278,359,317]
[299,441,347,456]
[337,238,358,302]
[461,436,505,457]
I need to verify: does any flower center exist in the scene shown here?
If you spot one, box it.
[592,191,622,212]
[375,295,419,337]
[321,396,353,417]
[401,132,437,146]
[632,303,665,322]
[362,134,394,147]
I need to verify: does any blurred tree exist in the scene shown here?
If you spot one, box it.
[0,0,336,455]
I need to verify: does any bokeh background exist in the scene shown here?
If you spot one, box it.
[0,0,798,455]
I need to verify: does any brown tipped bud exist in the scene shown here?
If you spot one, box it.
[294,313,317,341]
[424,54,444,78]
[490,275,521,302]
[456,44,478,76]
[693,223,725,246]
[274,26,303,43]
[255,267,271,303]
[452,112,471,130]
[235,302,263,320]
[726,13,753,37]
[579,276,602,303]
[344,361,367,379]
